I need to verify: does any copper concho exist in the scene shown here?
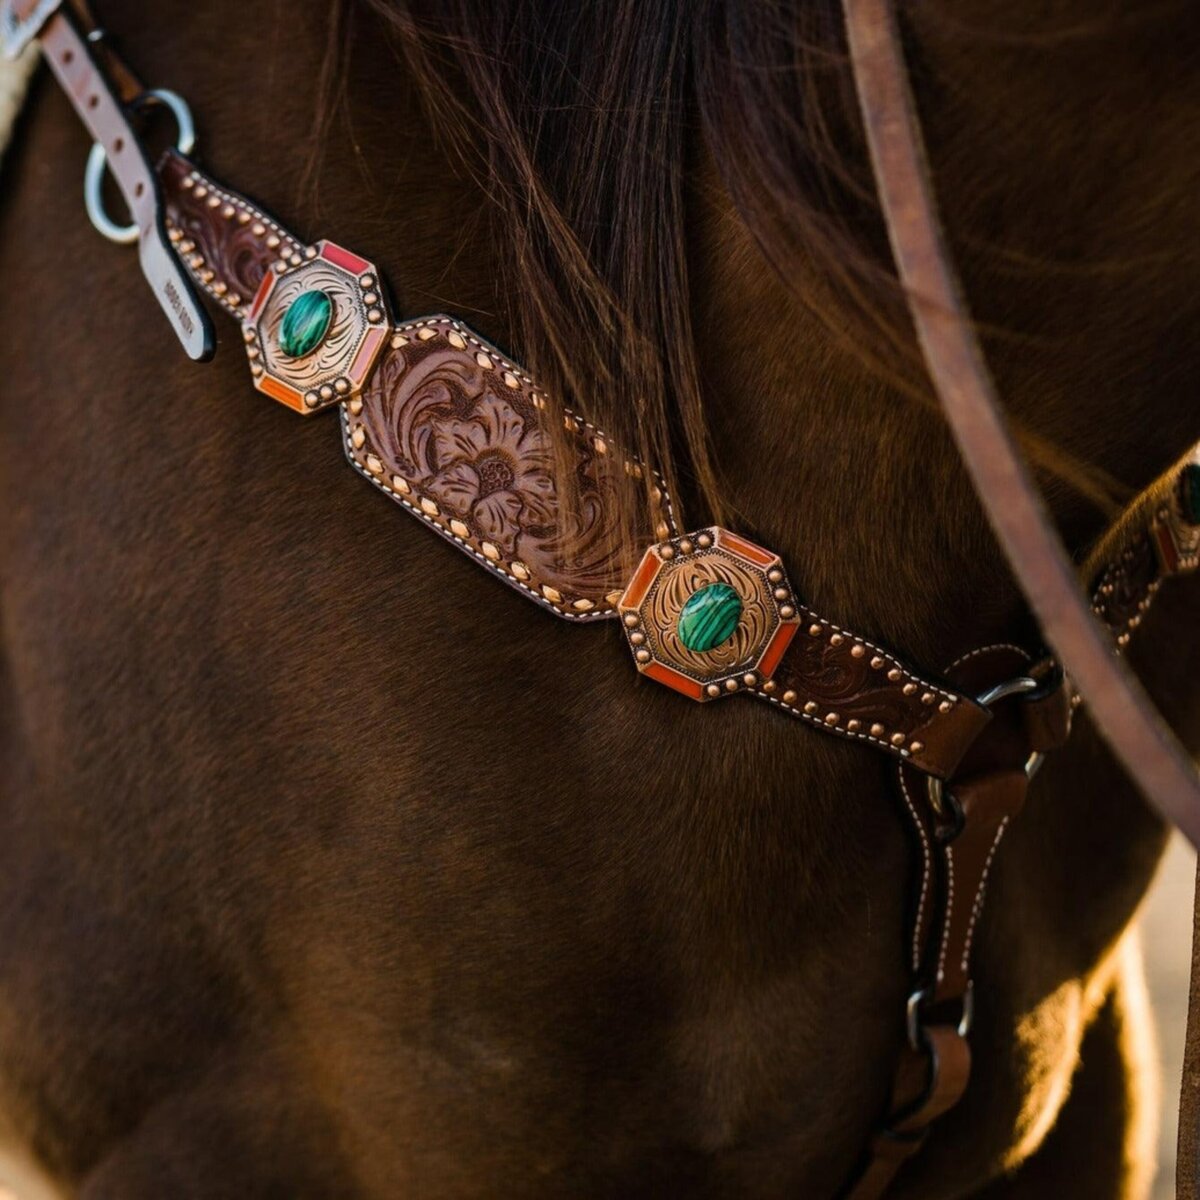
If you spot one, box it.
[618,527,801,701]
[1153,456,1200,573]
[243,240,392,415]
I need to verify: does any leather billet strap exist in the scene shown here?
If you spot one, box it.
[2,0,213,358]
[843,0,1200,846]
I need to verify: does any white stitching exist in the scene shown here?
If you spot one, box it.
[946,643,1030,672]
[937,845,955,984]
[898,770,933,971]
[793,615,959,703]
[960,818,1009,974]
[341,397,616,623]
[405,317,679,536]
[750,689,911,757]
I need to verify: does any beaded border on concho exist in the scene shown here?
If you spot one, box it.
[340,315,679,623]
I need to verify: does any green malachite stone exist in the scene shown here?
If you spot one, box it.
[279,289,333,358]
[1181,463,1200,526]
[677,582,742,652]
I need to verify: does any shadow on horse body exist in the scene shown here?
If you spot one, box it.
[1,1,1198,1196]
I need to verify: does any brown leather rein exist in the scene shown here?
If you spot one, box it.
[4,0,1199,1195]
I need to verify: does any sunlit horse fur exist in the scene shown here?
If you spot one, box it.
[1,1,1199,1196]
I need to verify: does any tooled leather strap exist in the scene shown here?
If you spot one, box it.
[157,150,995,778]
[843,0,1200,845]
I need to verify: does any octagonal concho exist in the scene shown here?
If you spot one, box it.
[243,240,392,415]
[618,527,801,701]
[1153,459,1200,573]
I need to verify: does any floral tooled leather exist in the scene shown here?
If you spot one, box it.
[160,150,302,315]
[343,316,666,620]
[423,394,555,557]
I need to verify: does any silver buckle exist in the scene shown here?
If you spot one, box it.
[84,88,196,245]
[906,982,974,1050]
[927,674,1047,817]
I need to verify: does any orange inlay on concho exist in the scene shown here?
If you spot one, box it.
[617,527,801,701]
[244,239,392,415]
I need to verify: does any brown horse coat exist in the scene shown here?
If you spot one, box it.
[0,1,1198,1196]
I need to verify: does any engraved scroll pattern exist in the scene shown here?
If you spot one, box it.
[645,555,775,677]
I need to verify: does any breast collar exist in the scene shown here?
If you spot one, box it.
[4,1,1199,1196]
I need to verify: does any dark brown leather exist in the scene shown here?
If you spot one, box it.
[844,1026,971,1200]
[1020,676,1073,755]
[844,0,1200,846]
[1088,443,1200,645]
[159,150,304,316]
[346,314,663,619]
[751,621,991,779]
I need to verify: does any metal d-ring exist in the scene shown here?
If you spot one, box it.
[84,88,196,245]
[926,674,1046,819]
[906,982,974,1050]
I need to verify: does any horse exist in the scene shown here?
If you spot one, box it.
[0,0,1198,1195]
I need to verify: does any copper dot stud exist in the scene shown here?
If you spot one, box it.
[870,723,885,737]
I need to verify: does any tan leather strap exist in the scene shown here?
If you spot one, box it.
[6,1,213,357]
[843,0,1200,846]
[844,1026,971,1200]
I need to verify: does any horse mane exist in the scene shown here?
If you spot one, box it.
[319,0,1124,532]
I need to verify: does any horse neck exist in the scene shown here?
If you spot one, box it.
[120,0,1200,661]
